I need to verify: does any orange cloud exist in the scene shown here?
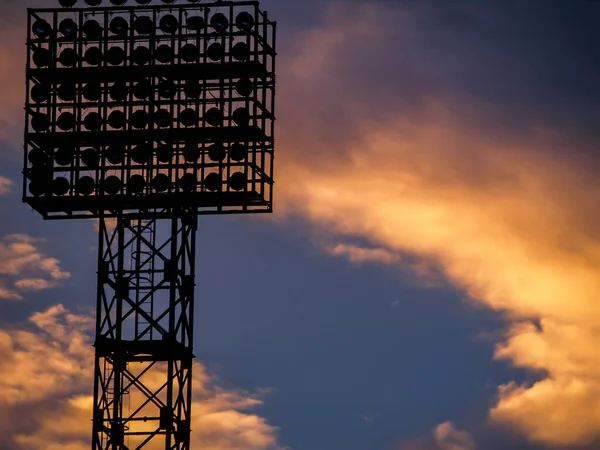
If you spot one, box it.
[276,5,600,447]
[2,304,285,450]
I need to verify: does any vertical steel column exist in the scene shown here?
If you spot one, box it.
[92,212,197,450]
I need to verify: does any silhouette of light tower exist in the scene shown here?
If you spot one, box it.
[23,0,276,448]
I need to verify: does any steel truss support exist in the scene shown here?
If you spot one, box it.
[92,212,197,450]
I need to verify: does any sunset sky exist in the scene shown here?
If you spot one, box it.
[1,0,600,449]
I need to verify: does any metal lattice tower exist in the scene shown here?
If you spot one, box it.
[23,1,276,448]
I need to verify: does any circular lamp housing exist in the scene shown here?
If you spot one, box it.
[83,113,103,131]
[83,20,102,39]
[179,173,197,192]
[158,80,176,99]
[229,143,247,161]
[58,83,76,101]
[28,148,48,166]
[160,15,179,34]
[155,44,174,63]
[76,176,95,196]
[128,175,146,194]
[108,110,126,129]
[55,146,75,166]
[59,18,78,38]
[106,144,125,164]
[232,107,250,126]
[187,16,205,31]
[236,12,255,31]
[59,48,78,67]
[236,78,254,97]
[184,80,201,98]
[211,13,229,33]
[81,148,100,168]
[110,17,129,36]
[133,79,152,99]
[180,44,199,62]
[152,174,171,193]
[232,42,250,61]
[32,20,52,39]
[208,143,226,162]
[204,108,223,127]
[183,142,200,162]
[103,176,122,195]
[204,173,222,191]
[134,16,154,35]
[83,82,102,101]
[31,84,50,103]
[31,113,50,132]
[154,109,173,128]
[84,47,103,65]
[157,144,174,163]
[33,49,52,68]
[57,112,76,131]
[179,109,198,127]
[228,172,247,191]
[131,110,149,129]
[131,143,151,164]
[52,177,70,196]
[206,43,224,61]
[132,46,151,65]
[110,82,128,101]
[106,47,126,65]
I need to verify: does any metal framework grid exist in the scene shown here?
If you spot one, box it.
[24,1,276,220]
[22,2,276,449]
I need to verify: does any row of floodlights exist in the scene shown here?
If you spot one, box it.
[30,78,254,103]
[28,142,249,167]
[59,0,203,6]
[33,12,254,40]
[31,107,252,132]
[32,41,251,68]
[29,171,250,197]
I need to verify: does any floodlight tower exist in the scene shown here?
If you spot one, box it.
[23,0,276,448]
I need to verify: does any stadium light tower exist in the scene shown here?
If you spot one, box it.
[23,0,276,448]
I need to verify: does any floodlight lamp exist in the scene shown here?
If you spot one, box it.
[106,46,126,65]
[55,146,75,166]
[59,19,78,38]
[110,17,129,36]
[179,173,197,192]
[180,44,199,62]
[108,110,126,129]
[228,172,246,191]
[82,148,100,168]
[52,177,70,196]
[134,16,154,35]
[184,80,201,99]
[110,82,128,101]
[32,20,52,39]
[84,47,103,65]
[83,20,102,39]
[83,82,102,101]
[179,109,198,127]
[231,42,250,61]
[235,78,253,97]
[103,175,122,195]
[59,0,78,7]
[133,80,152,99]
[186,16,205,31]
[232,107,250,126]
[131,143,151,164]
[83,113,103,131]
[31,84,50,103]
[208,143,226,162]
[33,49,52,67]
[58,83,76,101]
[131,110,149,129]
[28,148,48,166]
[128,175,146,194]
[160,15,179,34]
[106,144,125,164]
[76,176,95,195]
[228,143,246,161]
[152,174,171,193]
[29,179,47,197]
[31,113,50,132]
[206,43,224,61]
[210,14,229,33]
[59,48,79,67]
[132,46,151,65]
[57,112,76,131]
[236,12,254,31]
[84,0,103,6]
[154,109,173,128]
[203,172,222,191]
[183,142,200,162]
[158,80,176,99]
[157,144,173,163]
[204,108,223,126]
[156,45,174,63]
